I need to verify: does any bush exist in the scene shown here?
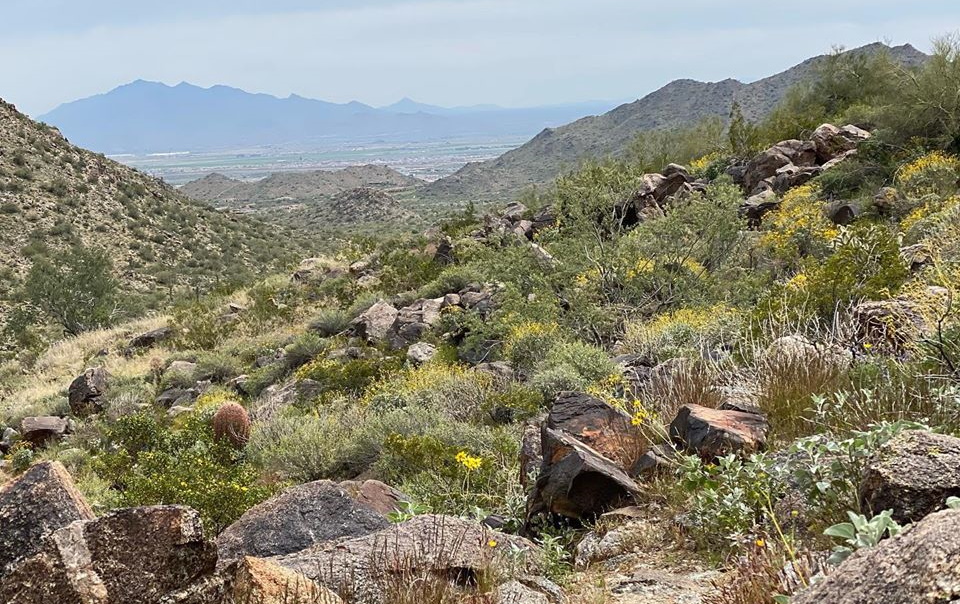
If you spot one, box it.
[362,362,494,422]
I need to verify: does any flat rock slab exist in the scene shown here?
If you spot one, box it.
[0,505,216,604]
[216,479,390,563]
[793,508,960,604]
[0,461,94,576]
[860,429,960,523]
[669,404,768,458]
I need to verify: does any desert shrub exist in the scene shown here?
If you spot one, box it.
[282,332,328,371]
[759,185,838,271]
[418,265,484,299]
[482,382,544,424]
[362,362,494,422]
[626,116,727,173]
[308,308,350,337]
[295,355,401,397]
[195,351,243,383]
[242,362,288,397]
[95,410,274,533]
[502,321,562,372]
[896,151,960,199]
[170,299,236,351]
[621,305,743,361]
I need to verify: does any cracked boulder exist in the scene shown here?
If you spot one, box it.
[0,505,216,604]
[0,461,94,576]
[68,367,109,417]
[350,301,399,344]
[546,391,641,469]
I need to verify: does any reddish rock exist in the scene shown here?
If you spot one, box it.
[546,391,642,469]
[669,404,768,458]
[338,479,408,516]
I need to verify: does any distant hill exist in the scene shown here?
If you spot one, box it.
[0,97,306,329]
[179,165,422,207]
[419,43,928,204]
[37,81,622,155]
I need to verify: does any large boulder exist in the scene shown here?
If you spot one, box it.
[350,301,399,344]
[669,404,768,458]
[742,140,816,193]
[546,391,640,469]
[793,508,960,604]
[272,514,539,603]
[0,461,94,575]
[337,479,408,516]
[811,123,871,163]
[0,505,216,603]
[860,430,960,524]
[68,367,109,417]
[231,556,343,604]
[216,480,390,563]
[126,326,172,352]
[527,427,641,521]
[19,416,69,447]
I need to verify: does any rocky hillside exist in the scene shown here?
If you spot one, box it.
[180,165,422,208]
[419,43,927,204]
[0,98,305,341]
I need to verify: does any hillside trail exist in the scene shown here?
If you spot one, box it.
[567,512,723,604]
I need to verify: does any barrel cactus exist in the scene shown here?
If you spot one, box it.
[212,402,251,448]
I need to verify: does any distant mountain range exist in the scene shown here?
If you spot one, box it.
[36,81,623,155]
[418,43,928,204]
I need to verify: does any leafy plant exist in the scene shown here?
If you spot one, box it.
[824,509,902,565]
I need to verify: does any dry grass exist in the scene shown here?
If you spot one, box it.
[705,541,822,604]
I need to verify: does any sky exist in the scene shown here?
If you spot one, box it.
[3,1,959,116]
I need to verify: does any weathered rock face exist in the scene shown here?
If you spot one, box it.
[792,508,960,604]
[669,404,768,458]
[811,123,871,164]
[860,430,960,524]
[0,505,216,604]
[216,480,390,563]
[19,416,69,447]
[232,556,343,604]
[406,341,437,365]
[126,326,172,352]
[853,297,930,354]
[546,391,641,468]
[292,258,348,285]
[68,367,109,417]
[272,514,539,603]
[527,428,641,521]
[337,480,408,517]
[350,301,399,344]
[0,461,95,576]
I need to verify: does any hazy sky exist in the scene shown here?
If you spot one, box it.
[4,1,959,116]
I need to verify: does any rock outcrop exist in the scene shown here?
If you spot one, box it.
[67,367,110,417]
[669,404,768,458]
[793,508,960,604]
[216,480,390,563]
[860,430,960,523]
[0,461,94,576]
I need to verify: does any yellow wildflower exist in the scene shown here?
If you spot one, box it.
[455,451,483,471]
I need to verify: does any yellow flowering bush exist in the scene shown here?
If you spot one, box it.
[503,321,562,371]
[362,362,493,422]
[621,304,742,360]
[897,151,960,198]
[760,185,838,266]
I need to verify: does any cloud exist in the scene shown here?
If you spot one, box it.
[2,1,957,116]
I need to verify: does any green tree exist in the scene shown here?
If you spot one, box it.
[728,101,761,157]
[23,244,118,335]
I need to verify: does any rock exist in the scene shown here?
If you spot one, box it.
[292,258,348,284]
[633,443,680,475]
[494,580,549,604]
[547,391,640,468]
[19,416,68,447]
[853,298,929,353]
[420,298,444,326]
[406,342,437,365]
[0,505,216,604]
[502,201,528,221]
[167,405,194,419]
[669,404,768,458]
[475,361,516,383]
[742,140,817,193]
[337,480,408,516]
[519,422,543,488]
[739,189,779,226]
[251,378,326,422]
[350,301,399,344]
[216,480,390,563]
[67,367,109,417]
[530,242,558,268]
[0,461,94,575]
[156,387,199,409]
[126,326,172,352]
[792,508,960,604]
[273,515,539,603]
[860,430,960,524]
[575,521,649,568]
[901,243,934,271]
[232,556,342,604]
[811,123,867,162]
[527,428,641,521]
[165,360,198,379]
[825,199,858,225]
[873,186,900,215]
[0,428,18,454]
[764,334,852,368]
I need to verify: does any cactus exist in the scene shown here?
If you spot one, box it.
[212,402,251,448]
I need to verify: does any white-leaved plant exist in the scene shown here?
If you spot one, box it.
[824,509,902,565]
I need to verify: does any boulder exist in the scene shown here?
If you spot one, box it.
[292,258,348,284]
[165,360,198,381]
[792,508,960,604]
[475,361,516,384]
[739,189,780,226]
[669,404,768,458]
[742,140,817,193]
[811,123,870,163]
[232,556,342,604]
[527,428,641,521]
[860,430,960,524]
[0,505,216,604]
[272,514,539,603]
[494,581,549,604]
[632,443,680,475]
[406,342,437,365]
[0,461,94,575]
[546,391,641,468]
[19,416,69,447]
[0,427,18,454]
[853,297,929,353]
[350,301,399,344]
[337,480,408,516]
[126,326,172,352]
[519,422,543,488]
[216,480,390,563]
[67,367,109,417]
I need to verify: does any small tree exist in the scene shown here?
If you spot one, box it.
[23,244,118,335]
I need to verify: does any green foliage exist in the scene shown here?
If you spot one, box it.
[824,510,901,565]
[626,116,726,173]
[95,411,275,534]
[18,244,118,335]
